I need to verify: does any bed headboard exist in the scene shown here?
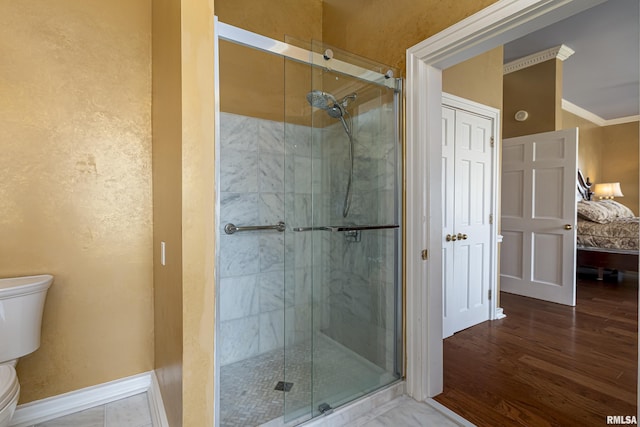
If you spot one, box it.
[577,169,593,201]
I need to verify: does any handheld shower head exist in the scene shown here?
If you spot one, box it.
[306,90,336,110]
[306,90,344,118]
[306,89,357,217]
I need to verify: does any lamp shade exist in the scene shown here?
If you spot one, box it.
[593,182,624,199]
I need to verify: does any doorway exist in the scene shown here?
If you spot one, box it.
[405,0,615,401]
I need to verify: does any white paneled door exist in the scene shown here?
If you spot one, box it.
[501,129,578,306]
[442,104,495,338]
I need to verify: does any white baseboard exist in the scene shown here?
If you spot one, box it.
[10,371,160,427]
[148,371,170,427]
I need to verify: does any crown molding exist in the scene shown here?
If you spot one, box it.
[503,44,575,74]
[562,99,640,126]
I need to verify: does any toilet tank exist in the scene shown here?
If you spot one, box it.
[0,275,53,364]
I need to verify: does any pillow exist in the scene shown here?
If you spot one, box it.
[577,201,616,224]
[599,200,635,218]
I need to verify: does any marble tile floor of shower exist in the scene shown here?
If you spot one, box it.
[24,391,153,427]
[220,334,397,427]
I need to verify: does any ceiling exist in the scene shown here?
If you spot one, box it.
[503,0,639,121]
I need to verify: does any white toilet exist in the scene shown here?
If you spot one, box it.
[0,274,53,427]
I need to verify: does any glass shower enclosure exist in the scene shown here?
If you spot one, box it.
[215,20,402,427]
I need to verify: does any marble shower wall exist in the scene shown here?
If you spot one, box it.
[218,104,400,372]
[218,112,318,366]
[320,104,400,372]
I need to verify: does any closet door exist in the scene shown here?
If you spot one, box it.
[443,106,493,338]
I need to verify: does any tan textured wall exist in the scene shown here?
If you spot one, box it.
[216,0,322,122]
[503,59,561,138]
[153,0,217,425]
[152,0,183,425]
[561,112,639,215]
[180,0,216,425]
[322,0,498,74]
[153,0,215,427]
[217,0,499,120]
[601,122,639,215]
[216,0,322,42]
[443,47,504,110]
[554,61,564,131]
[563,110,603,185]
[0,0,153,403]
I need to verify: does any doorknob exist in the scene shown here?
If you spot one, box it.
[446,234,457,242]
[564,224,573,230]
[457,233,468,240]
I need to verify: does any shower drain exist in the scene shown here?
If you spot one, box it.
[274,381,293,392]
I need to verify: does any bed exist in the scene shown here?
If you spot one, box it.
[576,170,639,280]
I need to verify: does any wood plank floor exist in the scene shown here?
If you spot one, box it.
[434,274,638,427]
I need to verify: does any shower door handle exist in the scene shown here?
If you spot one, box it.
[328,224,399,232]
[224,221,286,234]
[292,226,333,232]
[293,224,399,232]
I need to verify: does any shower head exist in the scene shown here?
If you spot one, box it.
[306,90,357,218]
[306,90,343,118]
[306,90,336,110]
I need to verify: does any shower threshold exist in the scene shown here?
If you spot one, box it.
[260,380,405,427]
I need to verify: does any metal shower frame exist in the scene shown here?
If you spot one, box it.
[216,20,402,91]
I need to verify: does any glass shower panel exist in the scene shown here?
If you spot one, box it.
[282,38,315,424]
[218,39,290,427]
[283,40,402,422]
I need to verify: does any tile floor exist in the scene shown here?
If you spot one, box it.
[349,396,465,426]
[27,392,152,427]
[25,388,468,427]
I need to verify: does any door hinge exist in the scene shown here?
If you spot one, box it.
[489,214,493,224]
[488,289,492,300]
[490,136,495,147]
[421,249,428,260]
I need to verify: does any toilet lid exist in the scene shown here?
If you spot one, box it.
[0,366,19,410]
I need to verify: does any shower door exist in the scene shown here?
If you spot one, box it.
[283,40,403,423]
[215,22,401,425]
